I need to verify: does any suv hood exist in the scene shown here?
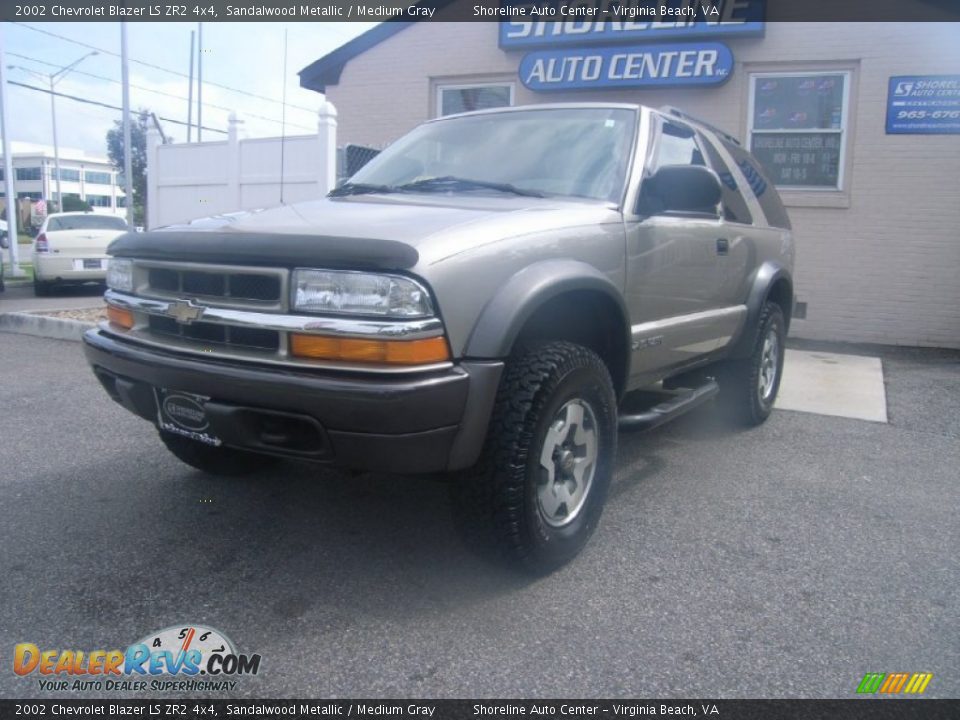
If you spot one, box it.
[108,194,621,270]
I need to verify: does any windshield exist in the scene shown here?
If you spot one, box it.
[348,107,637,203]
[47,215,129,232]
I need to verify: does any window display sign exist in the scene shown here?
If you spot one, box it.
[519,42,733,90]
[499,0,765,48]
[886,75,960,134]
[749,73,847,188]
[750,133,841,188]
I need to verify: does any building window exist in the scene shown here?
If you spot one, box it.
[15,167,42,181]
[748,72,849,190]
[58,168,81,182]
[86,194,112,207]
[85,170,112,185]
[437,83,513,117]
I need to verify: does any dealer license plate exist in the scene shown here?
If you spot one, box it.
[74,258,106,271]
[155,389,222,446]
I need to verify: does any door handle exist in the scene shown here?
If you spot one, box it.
[716,238,729,256]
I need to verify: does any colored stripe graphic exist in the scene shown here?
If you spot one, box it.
[904,673,933,694]
[880,673,909,693]
[857,672,933,694]
[857,673,885,693]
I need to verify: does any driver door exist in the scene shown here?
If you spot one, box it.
[625,118,735,378]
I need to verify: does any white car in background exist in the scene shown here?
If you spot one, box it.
[33,212,130,296]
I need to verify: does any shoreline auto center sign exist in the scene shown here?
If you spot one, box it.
[886,75,960,134]
[499,0,765,91]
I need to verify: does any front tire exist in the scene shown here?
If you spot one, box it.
[718,301,786,426]
[454,341,618,574]
[159,431,279,476]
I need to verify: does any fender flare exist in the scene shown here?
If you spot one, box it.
[730,261,794,358]
[463,259,631,390]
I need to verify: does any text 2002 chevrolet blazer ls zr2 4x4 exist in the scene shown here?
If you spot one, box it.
[85,104,794,572]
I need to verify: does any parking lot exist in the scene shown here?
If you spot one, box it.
[0,332,957,699]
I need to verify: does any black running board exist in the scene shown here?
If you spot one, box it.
[618,379,719,432]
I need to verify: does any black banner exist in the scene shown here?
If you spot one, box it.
[1,700,959,720]
[2,0,960,23]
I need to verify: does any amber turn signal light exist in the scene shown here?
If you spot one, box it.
[289,334,450,365]
[106,304,134,330]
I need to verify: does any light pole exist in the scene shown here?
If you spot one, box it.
[8,50,97,211]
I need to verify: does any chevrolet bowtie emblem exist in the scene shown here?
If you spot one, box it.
[166,299,206,325]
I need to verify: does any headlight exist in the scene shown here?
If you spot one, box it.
[292,269,434,318]
[106,258,133,292]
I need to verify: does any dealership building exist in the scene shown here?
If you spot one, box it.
[300,17,960,348]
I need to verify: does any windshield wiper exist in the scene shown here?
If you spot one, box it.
[397,176,544,198]
[328,182,400,197]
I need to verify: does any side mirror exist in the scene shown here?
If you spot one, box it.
[639,164,722,217]
[0,231,8,250]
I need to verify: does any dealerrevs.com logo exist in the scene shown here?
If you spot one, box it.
[13,624,261,692]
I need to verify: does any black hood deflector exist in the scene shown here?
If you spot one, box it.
[108,231,419,270]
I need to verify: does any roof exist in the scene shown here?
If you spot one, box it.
[7,141,111,164]
[299,22,412,93]
[298,3,461,93]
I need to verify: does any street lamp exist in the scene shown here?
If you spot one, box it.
[8,51,98,211]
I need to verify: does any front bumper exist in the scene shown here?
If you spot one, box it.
[83,329,502,473]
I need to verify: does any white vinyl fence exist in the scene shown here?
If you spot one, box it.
[145,100,337,230]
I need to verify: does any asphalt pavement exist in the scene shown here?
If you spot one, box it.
[0,334,956,699]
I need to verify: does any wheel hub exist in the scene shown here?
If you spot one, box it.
[537,399,599,528]
[758,327,780,402]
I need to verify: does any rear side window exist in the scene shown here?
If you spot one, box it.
[720,140,791,229]
[697,134,753,225]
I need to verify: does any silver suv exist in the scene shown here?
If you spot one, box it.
[85,104,793,572]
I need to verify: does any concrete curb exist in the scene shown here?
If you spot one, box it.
[0,312,95,342]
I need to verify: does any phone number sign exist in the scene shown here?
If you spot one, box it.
[886,75,960,134]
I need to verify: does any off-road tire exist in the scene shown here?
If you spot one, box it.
[717,301,786,426]
[159,431,279,476]
[453,341,618,574]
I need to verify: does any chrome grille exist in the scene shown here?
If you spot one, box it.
[141,263,284,307]
[148,315,280,351]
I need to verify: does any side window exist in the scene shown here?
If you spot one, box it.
[652,122,706,169]
[721,139,791,229]
[697,135,753,225]
[640,120,716,218]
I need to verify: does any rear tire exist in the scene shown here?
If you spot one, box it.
[159,431,279,476]
[453,341,618,574]
[717,301,786,426]
[33,278,52,297]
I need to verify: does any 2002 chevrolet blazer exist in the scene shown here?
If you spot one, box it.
[84,103,793,572]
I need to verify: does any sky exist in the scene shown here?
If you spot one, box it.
[1,21,378,158]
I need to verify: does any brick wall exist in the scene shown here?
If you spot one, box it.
[326,22,960,348]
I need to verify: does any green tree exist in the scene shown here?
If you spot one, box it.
[61,195,92,212]
[106,109,150,225]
